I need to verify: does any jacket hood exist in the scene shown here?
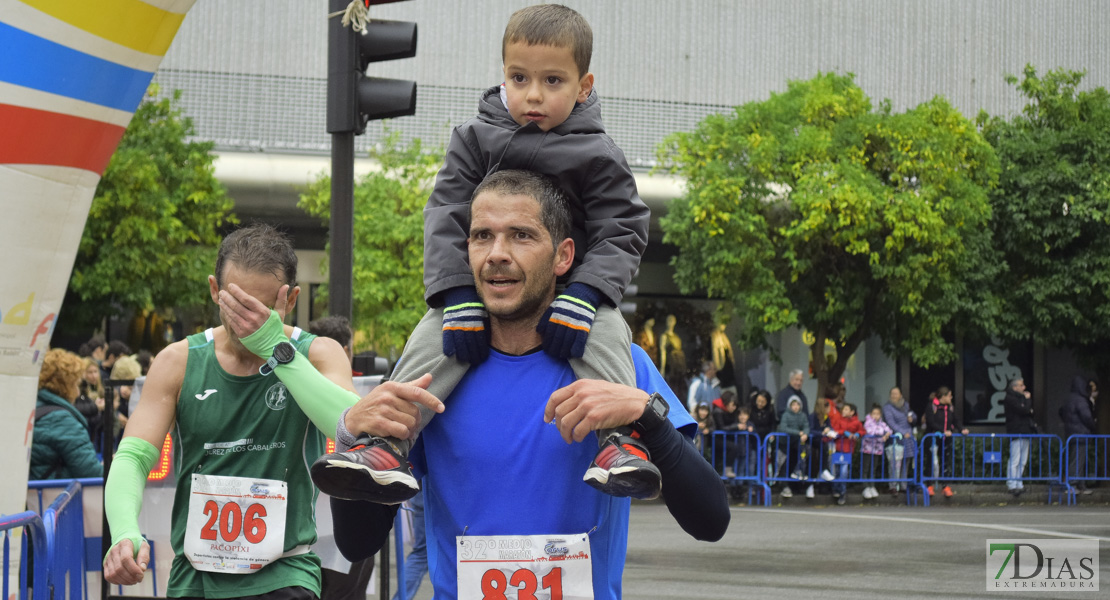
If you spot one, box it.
[1070,375,1089,397]
[477,84,604,135]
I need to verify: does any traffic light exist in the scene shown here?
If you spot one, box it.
[327,0,417,135]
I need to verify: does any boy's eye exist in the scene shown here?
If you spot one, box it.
[545,76,562,85]
[510,74,527,83]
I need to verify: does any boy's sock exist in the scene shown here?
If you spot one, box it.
[583,426,662,500]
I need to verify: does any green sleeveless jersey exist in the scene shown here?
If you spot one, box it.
[168,328,326,598]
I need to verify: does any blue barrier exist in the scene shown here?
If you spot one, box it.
[918,433,1067,504]
[763,432,922,505]
[1,511,47,600]
[1064,435,1109,505]
[703,431,771,506]
[42,482,84,600]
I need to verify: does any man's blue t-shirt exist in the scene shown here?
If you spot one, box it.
[411,344,693,599]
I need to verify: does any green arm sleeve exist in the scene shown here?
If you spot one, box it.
[104,436,159,557]
[241,310,359,436]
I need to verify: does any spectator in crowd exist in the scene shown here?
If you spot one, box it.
[776,396,809,498]
[775,368,808,419]
[75,357,105,446]
[805,395,836,500]
[693,402,714,457]
[100,340,132,383]
[109,355,142,449]
[688,360,721,413]
[1060,376,1098,495]
[882,386,916,493]
[826,399,865,505]
[307,315,378,600]
[711,390,744,478]
[748,389,777,442]
[924,386,968,498]
[136,350,154,376]
[861,404,892,499]
[80,335,108,362]
[30,348,103,479]
[1003,377,1035,497]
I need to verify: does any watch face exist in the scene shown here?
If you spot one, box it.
[274,342,296,363]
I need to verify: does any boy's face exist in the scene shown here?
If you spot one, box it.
[502,41,593,132]
[841,405,854,418]
[789,402,801,413]
[737,413,749,424]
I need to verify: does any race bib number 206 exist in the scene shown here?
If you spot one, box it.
[456,533,592,600]
[184,474,288,574]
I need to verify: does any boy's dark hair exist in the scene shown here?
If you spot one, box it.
[721,390,737,406]
[309,315,353,348]
[737,406,751,417]
[503,4,592,78]
[843,402,858,415]
[106,340,131,360]
[471,170,571,245]
[215,223,298,290]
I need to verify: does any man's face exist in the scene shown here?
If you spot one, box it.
[468,191,572,323]
[209,262,294,348]
[1012,379,1026,393]
[502,41,593,132]
[789,372,803,390]
[705,364,717,379]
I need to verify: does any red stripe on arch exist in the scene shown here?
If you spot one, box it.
[0,103,126,174]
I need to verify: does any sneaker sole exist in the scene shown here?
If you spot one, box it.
[311,460,419,504]
[583,465,661,500]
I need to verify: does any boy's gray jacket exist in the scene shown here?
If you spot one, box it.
[423,85,649,307]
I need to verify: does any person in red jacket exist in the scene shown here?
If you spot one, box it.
[824,399,865,505]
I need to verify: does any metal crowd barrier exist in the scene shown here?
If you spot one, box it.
[918,432,1068,504]
[1064,434,1109,505]
[1,510,48,600]
[42,482,85,600]
[703,431,771,506]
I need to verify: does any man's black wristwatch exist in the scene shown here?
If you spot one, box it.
[259,341,296,376]
[633,392,670,434]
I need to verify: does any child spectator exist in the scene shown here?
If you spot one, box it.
[711,391,745,478]
[882,386,916,493]
[693,402,713,457]
[923,386,968,498]
[734,406,754,476]
[313,3,654,505]
[826,399,865,505]
[861,404,892,499]
[776,396,810,499]
[805,396,834,499]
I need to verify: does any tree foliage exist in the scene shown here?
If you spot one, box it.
[299,132,439,355]
[64,87,236,331]
[979,66,1110,389]
[658,72,1001,395]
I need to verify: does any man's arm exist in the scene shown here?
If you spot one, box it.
[545,367,730,543]
[103,341,185,585]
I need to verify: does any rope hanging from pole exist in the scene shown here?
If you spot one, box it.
[329,0,370,32]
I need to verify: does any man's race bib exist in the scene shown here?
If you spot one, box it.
[456,533,593,600]
[184,474,288,574]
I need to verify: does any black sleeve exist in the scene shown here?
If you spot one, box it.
[329,497,399,561]
[640,421,730,542]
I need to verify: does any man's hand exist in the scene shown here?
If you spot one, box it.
[345,374,444,440]
[218,282,292,339]
[544,379,649,444]
[103,539,149,586]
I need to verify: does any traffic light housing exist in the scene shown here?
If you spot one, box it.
[327,1,417,134]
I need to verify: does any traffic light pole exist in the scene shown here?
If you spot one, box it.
[329,130,354,322]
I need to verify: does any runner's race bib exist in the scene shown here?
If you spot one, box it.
[456,533,593,600]
[184,474,288,574]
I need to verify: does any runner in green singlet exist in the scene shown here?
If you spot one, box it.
[103,224,361,600]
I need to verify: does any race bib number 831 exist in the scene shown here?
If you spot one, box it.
[456,533,592,600]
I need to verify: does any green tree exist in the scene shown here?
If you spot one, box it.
[62,86,236,336]
[658,72,1001,397]
[299,133,439,355]
[979,66,1110,429]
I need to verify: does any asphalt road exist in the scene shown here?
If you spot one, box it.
[395,503,1110,600]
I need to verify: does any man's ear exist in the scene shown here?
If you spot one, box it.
[553,238,575,276]
[284,285,301,320]
[208,275,220,304]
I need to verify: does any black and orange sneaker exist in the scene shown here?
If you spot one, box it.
[583,432,661,500]
[310,436,419,504]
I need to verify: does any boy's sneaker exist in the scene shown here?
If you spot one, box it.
[805,485,815,499]
[310,437,419,504]
[584,434,661,500]
[820,469,836,482]
[780,486,793,498]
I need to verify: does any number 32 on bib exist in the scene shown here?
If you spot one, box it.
[457,533,592,600]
